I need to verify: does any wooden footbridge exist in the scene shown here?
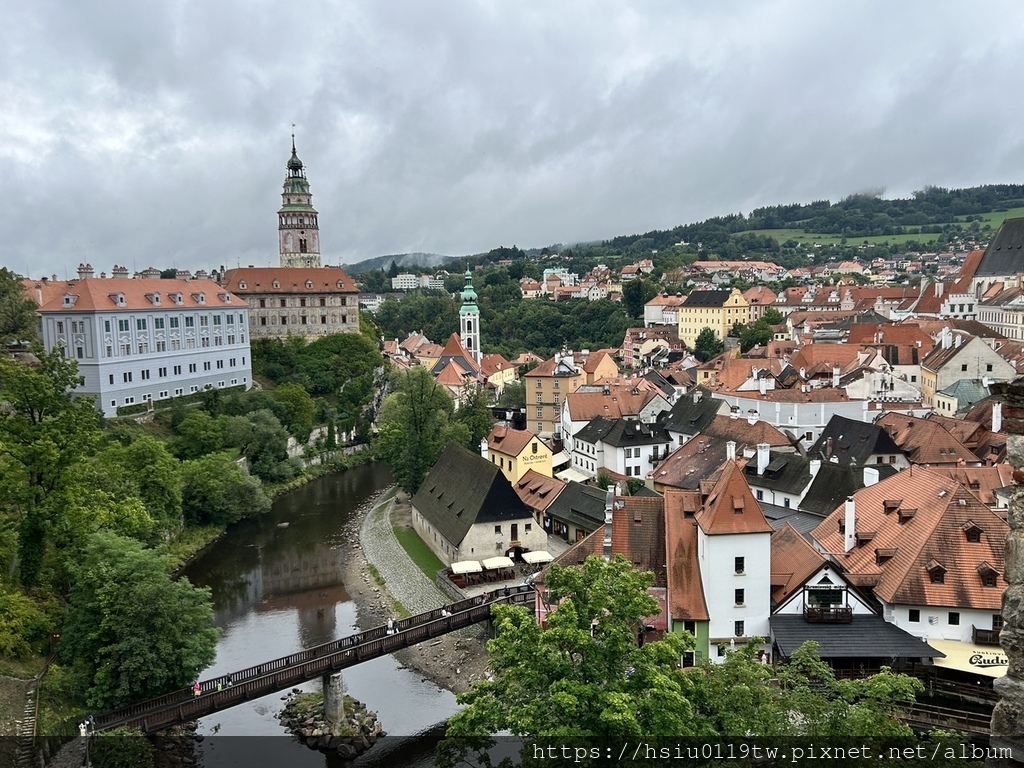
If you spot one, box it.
[94,585,535,734]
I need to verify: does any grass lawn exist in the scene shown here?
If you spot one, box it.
[393,525,445,581]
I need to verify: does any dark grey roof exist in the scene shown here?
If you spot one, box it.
[744,451,813,495]
[632,485,663,498]
[798,462,899,517]
[573,416,616,445]
[411,442,532,545]
[760,503,827,538]
[659,387,722,435]
[601,419,672,448]
[808,415,903,466]
[642,369,675,399]
[545,481,607,532]
[683,290,732,308]
[771,613,943,660]
[975,217,1024,277]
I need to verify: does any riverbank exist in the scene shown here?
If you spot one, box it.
[338,488,492,697]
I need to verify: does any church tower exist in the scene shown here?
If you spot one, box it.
[459,268,481,364]
[278,134,322,268]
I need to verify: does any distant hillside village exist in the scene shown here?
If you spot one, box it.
[378,215,1024,686]
[13,143,1024,693]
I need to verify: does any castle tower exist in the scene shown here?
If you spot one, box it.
[459,268,481,364]
[278,134,322,268]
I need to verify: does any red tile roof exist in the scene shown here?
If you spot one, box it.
[695,460,774,535]
[770,522,826,605]
[25,276,241,313]
[221,266,358,294]
[664,489,709,621]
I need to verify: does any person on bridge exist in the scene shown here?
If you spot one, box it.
[193,681,201,697]
[386,618,395,635]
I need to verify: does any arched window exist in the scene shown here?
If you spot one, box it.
[299,238,308,252]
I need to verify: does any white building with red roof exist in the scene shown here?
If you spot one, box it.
[24,265,252,417]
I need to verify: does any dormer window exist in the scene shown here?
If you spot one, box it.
[170,292,184,306]
[977,562,999,588]
[239,280,247,290]
[305,280,313,289]
[191,292,206,305]
[272,280,280,289]
[109,293,126,307]
[146,293,161,306]
[875,548,897,566]
[897,507,917,525]
[962,521,983,543]
[926,560,947,585]
[336,280,345,289]
[218,293,232,304]
[62,293,78,307]
[882,499,902,515]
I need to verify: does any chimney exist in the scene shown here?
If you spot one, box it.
[992,401,1003,433]
[112,264,129,278]
[693,390,702,403]
[809,458,821,479]
[726,440,737,461]
[935,281,944,297]
[832,366,841,389]
[758,376,767,396]
[826,436,834,459]
[863,466,879,487]
[844,497,857,553]
[77,263,94,280]
[747,409,758,426]
[480,438,489,461]
[603,486,615,561]
[757,443,770,475]
[954,334,963,348]
[941,327,952,349]
[800,367,806,379]
[34,283,42,304]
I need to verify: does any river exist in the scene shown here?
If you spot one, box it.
[182,463,457,767]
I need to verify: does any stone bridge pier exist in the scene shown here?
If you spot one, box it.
[322,672,346,725]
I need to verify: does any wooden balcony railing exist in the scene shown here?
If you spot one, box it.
[805,606,854,624]
[973,625,1002,646]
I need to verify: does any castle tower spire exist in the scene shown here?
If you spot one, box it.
[459,266,480,364]
[278,133,322,268]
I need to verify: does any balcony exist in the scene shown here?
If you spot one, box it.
[805,606,853,624]
[973,625,1002,646]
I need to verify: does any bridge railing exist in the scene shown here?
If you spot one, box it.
[94,586,534,733]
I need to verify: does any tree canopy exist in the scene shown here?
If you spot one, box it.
[693,328,724,361]
[60,531,218,709]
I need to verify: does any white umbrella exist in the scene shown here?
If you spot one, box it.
[481,556,515,570]
[450,560,482,575]
[522,550,553,565]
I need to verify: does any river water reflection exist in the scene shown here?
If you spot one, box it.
[183,463,458,767]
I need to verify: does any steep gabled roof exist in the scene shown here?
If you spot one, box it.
[682,289,733,308]
[659,388,725,435]
[808,415,903,466]
[487,425,542,457]
[811,467,1008,609]
[664,489,709,621]
[411,443,532,545]
[545,481,608,532]
[512,469,567,514]
[431,333,480,376]
[875,412,978,465]
[695,461,774,535]
[770,522,826,605]
[975,218,1024,277]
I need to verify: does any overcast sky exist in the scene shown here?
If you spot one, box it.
[4,1,1024,278]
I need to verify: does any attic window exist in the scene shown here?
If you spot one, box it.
[977,562,999,587]
[146,292,161,306]
[897,507,917,524]
[732,496,744,514]
[855,530,876,546]
[634,515,643,526]
[218,293,232,304]
[337,280,345,289]
[875,548,897,565]
[62,294,77,307]
[239,280,247,290]
[305,280,313,289]
[961,520,983,543]
[882,499,902,515]
[170,292,184,305]
[109,293,126,306]
[272,280,281,289]
[926,560,947,584]
[191,292,206,305]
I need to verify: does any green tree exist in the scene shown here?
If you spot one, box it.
[740,319,773,352]
[0,268,39,344]
[453,386,495,450]
[271,383,316,442]
[0,347,102,586]
[170,410,225,460]
[496,380,525,408]
[692,327,724,361]
[374,367,465,493]
[622,279,659,319]
[445,556,695,743]
[180,452,271,526]
[87,436,182,535]
[60,531,218,709]
[760,306,784,325]
[234,409,298,483]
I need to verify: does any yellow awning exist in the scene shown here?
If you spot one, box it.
[928,639,1007,679]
